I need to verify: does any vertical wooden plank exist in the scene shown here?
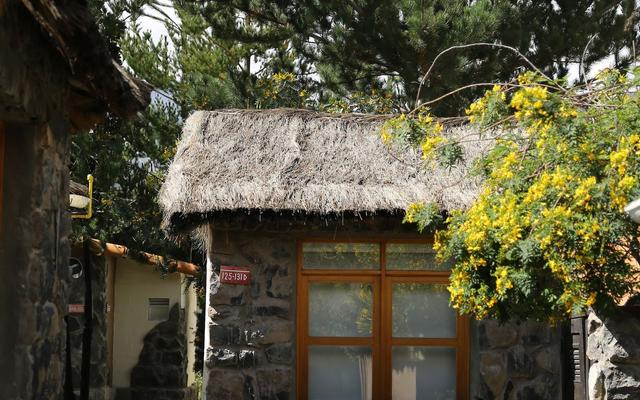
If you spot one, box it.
[0,121,4,232]
[571,315,588,400]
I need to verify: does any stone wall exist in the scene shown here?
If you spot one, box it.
[587,306,640,399]
[471,320,563,400]
[68,248,109,400]
[0,1,74,399]
[205,232,295,400]
[0,120,70,399]
[202,214,565,400]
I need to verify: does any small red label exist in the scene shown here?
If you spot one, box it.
[68,304,85,314]
[220,266,251,285]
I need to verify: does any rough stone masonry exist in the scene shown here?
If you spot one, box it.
[587,306,640,399]
[201,216,564,400]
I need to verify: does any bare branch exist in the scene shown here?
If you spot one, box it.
[414,42,563,107]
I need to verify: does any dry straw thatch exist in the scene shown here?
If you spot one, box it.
[160,109,488,232]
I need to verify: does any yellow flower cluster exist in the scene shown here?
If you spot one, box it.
[272,72,295,82]
[465,84,505,123]
[380,114,406,143]
[494,266,513,295]
[510,86,549,120]
[573,176,597,208]
[404,202,424,223]
[608,135,640,209]
[490,151,518,182]
[421,136,446,159]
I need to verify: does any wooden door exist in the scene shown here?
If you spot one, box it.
[297,239,469,400]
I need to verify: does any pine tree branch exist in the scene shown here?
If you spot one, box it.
[414,42,565,107]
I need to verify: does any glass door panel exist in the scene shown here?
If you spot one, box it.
[303,242,380,269]
[392,283,456,338]
[386,243,442,271]
[309,281,373,337]
[309,346,373,400]
[391,346,456,400]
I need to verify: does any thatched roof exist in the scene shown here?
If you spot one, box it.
[160,109,488,232]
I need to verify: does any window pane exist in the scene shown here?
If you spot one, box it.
[309,282,372,337]
[309,346,372,400]
[303,242,379,269]
[392,283,456,338]
[392,346,456,400]
[386,243,449,270]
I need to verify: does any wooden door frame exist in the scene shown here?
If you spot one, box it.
[296,238,470,400]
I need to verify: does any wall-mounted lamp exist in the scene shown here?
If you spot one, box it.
[624,198,640,224]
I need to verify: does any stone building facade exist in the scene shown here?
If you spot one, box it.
[199,215,563,400]
[158,109,569,399]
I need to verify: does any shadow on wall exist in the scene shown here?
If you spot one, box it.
[115,303,197,400]
[587,304,640,399]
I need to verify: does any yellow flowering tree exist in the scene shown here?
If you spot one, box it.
[390,69,640,321]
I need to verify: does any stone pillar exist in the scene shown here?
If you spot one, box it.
[587,307,640,399]
[203,229,294,400]
[0,120,70,400]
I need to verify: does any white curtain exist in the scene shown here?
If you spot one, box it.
[359,354,373,400]
[392,366,417,400]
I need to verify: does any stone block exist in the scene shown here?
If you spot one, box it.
[589,362,640,399]
[519,321,552,346]
[264,264,292,299]
[588,310,640,365]
[207,370,245,400]
[209,305,240,321]
[479,351,507,397]
[255,320,293,345]
[239,349,257,368]
[210,324,241,345]
[130,388,190,400]
[254,305,289,319]
[507,345,534,378]
[211,284,246,306]
[534,346,559,374]
[206,347,238,368]
[256,367,292,400]
[482,320,518,349]
[265,343,292,364]
[514,374,557,400]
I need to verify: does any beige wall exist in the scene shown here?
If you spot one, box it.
[112,258,182,388]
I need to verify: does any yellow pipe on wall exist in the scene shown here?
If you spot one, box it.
[71,174,93,219]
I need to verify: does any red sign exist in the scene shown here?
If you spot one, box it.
[220,266,251,285]
[68,304,85,314]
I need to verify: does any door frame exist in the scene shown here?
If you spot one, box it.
[296,238,469,400]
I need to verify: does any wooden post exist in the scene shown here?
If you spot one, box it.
[570,314,588,400]
[0,121,4,233]
[105,256,116,386]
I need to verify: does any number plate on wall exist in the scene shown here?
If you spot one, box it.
[220,266,251,285]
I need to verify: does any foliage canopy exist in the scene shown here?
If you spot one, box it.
[392,69,640,321]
